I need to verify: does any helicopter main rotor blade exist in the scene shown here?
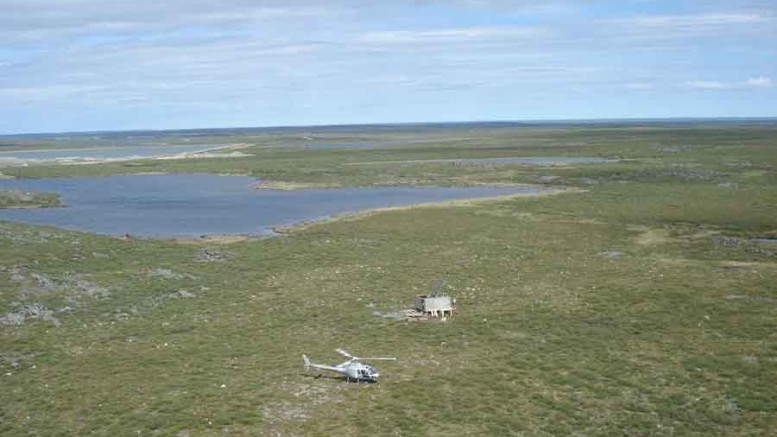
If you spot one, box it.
[335,348,354,359]
[336,349,396,361]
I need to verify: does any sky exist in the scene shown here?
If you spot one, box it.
[1,0,775,134]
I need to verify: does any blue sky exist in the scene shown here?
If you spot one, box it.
[1,0,775,134]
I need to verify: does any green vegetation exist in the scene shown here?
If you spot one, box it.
[1,122,776,435]
[0,189,61,209]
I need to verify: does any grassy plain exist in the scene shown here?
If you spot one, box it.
[0,189,61,209]
[1,121,776,435]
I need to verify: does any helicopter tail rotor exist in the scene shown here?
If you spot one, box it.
[302,354,311,370]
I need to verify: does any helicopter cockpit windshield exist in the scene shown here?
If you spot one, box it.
[362,366,378,379]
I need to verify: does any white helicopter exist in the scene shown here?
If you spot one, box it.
[302,349,396,383]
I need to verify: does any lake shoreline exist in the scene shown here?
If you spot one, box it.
[0,143,248,167]
[0,186,569,242]
[162,186,572,243]
[270,186,574,235]
[0,174,556,238]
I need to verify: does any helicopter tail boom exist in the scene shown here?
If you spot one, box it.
[302,355,343,374]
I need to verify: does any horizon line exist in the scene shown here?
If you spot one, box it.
[3,115,777,137]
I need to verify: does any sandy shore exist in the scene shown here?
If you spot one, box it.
[0,143,251,168]
[252,181,343,190]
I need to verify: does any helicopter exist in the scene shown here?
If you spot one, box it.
[302,349,396,383]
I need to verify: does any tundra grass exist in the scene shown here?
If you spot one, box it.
[0,189,61,209]
[1,123,776,435]
[11,122,777,190]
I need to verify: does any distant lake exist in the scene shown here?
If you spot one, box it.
[304,141,402,150]
[406,157,614,165]
[303,138,447,150]
[302,136,477,150]
[347,157,615,166]
[0,174,545,237]
[0,145,218,162]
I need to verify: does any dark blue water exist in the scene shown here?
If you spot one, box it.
[0,174,544,237]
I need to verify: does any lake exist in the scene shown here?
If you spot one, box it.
[0,174,546,237]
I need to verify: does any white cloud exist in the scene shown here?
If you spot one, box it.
[359,26,544,44]
[1,0,775,133]
[686,77,774,90]
[0,84,108,104]
[598,11,774,42]
[626,13,767,27]
[0,1,344,44]
[687,80,730,90]
[745,76,774,88]
[624,83,653,90]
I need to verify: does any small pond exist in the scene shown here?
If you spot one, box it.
[0,174,545,237]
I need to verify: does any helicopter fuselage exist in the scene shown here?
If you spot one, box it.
[341,362,380,382]
[303,351,393,383]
